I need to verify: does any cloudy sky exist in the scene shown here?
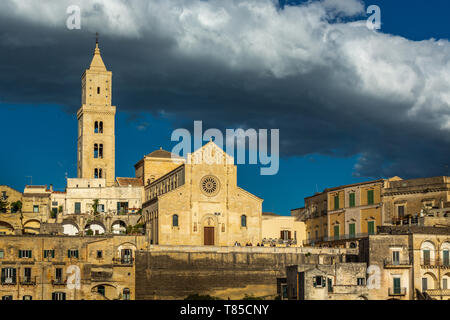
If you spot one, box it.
[0,0,449,214]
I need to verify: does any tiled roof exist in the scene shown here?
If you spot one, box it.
[116,177,143,187]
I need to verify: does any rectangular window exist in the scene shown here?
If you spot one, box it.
[117,202,129,214]
[74,202,81,214]
[44,250,55,259]
[357,278,365,286]
[423,250,431,265]
[68,249,79,259]
[334,195,339,210]
[1,267,16,284]
[368,221,375,235]
[313,276,324,287]
[18,250,32,259]
[393,277,401,294]
[23,295,32,300]
[422,278,428,291]
[52,292,66,300]
[392,251,400,265]
[349,223,356,237]
[121,249,132,264]
[0,250,3,259]
[327,278,333,293]
[2,295,13,300]
[367,190,374,205]
[333,225,340,240]
[24,267,32,283]
[55,268,63,282]
[443,250,449,266]
[443,278,448,290]
[33,205,39,213]
[349,193,355,207]
[97,250,103,259]
[398,205,405,218]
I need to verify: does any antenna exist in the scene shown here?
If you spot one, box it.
[96,32,99,45]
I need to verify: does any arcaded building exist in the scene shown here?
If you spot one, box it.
[140,141,263,246]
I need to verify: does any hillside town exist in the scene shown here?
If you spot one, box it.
[0,41,449,301]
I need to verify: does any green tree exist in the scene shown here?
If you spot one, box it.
[11,200,22,213]
[92,199,99,215]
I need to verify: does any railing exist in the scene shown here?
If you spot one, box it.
[391,216,419,226]
[384,258,412,268]
[1,278,17,285]
[20,276,36,286]
[421,259,437,267]
[51,279,67,286]
[261,238,298,246]
[425,289,450,297]
[113,257,134,265]
[388,287,407,296]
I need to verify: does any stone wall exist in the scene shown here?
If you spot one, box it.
[135,245,356,300]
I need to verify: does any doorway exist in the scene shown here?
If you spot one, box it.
[204,227,215,245]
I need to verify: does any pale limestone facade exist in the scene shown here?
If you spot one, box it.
[77,42,116,187]
[141,142,263,246]
[261,212,306,246]
[0,235,145,300]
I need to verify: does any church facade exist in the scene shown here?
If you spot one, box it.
[139,142,263,246]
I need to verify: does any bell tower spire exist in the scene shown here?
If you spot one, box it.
[77,36,116,187]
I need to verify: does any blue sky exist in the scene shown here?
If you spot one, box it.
[0,0,449,215]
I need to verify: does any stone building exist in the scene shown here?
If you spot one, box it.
[0,234,145,300]
[261,212,305,247]
[382,176,450,225]
[140,141,263,246]
[286,262,368,300]
[51,178,143,236]
[0,185,22,214]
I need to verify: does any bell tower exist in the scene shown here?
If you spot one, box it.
[77,37,116,186]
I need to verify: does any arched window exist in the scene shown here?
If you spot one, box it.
[97,285,105,296]
[241,215,247,227]
[172,214,179,227]
[94,144,98,158]
[94,168,103,179]
[94,121,99,133]
[99,121,103,133]
[421,241,436,266]
[123,288,130,300]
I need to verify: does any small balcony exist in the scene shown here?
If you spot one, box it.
[20,276,36,286]
[420,259,437,268]
[113,257,134,265]
[51,278,67,286]
[388,287,407,296]
[383,258,412,269]
[425,289,450,297]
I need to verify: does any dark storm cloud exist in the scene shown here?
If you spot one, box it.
[1,0,450,178]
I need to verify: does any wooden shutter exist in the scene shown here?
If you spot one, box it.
[44,250,47,258]
[288,231,292,240]
[280,231,283,239]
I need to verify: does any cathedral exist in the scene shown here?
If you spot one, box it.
[74,40,264,245]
